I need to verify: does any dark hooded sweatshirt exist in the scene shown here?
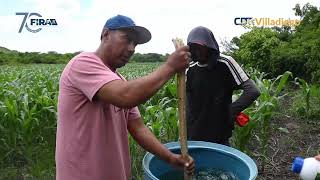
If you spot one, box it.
[186,26,260,144]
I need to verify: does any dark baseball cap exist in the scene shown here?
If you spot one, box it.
[103,15,151,44]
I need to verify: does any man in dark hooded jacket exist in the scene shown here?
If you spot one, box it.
[186,26,261,145]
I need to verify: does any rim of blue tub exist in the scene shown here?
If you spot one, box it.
[142,141,258,180]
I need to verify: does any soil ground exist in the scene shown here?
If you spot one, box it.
[250,101,320,179]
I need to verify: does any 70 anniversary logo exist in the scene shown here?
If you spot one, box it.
[16,12,58,33]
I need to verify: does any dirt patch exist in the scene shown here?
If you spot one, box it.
[250,114,320,180]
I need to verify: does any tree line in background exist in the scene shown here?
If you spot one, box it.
[0,47,168,65]
[0,3,319,83]
[0,50,79,64]
[226,3,320,84]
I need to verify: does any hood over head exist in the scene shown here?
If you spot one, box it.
[187,26,220,68]
[187,26,219,52]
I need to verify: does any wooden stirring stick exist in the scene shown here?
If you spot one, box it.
[172,38,191,180]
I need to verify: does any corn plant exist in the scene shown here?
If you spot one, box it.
[294,78,311,117]
[0,65,61,178]
[0,63,308,179]
[232,71,292,172]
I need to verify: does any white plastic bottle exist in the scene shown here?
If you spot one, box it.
[292,157,320,180]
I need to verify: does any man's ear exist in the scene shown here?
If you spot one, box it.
[100,29,110,41]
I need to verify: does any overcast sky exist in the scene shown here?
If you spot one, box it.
[0,0,319,54]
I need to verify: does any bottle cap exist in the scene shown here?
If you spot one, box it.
[292,157,304,173]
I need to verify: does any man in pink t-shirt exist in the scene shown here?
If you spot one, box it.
[56,15,194,180]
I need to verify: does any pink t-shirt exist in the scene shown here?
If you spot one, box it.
[56,52,140,180]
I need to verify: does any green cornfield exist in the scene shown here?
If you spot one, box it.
[0,63,318,179]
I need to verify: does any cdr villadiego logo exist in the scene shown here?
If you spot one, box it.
[16,12,58,33]
[234,17,301,27]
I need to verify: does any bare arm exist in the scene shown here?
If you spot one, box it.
[96,46,190,108]
[128,117,174,163]
[127,117,195,174]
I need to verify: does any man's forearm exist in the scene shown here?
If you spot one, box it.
[131,126,173,163]
[231,79,261,116]
[96,63,178,108]
[124,63,175,106]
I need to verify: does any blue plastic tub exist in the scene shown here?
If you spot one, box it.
[143,141,257,180]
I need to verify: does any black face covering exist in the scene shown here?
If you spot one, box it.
[189,45,197,60]
[187,26,220,68]
[189,44,202,62]
[207,49,220,69]
[190,45,219,66]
